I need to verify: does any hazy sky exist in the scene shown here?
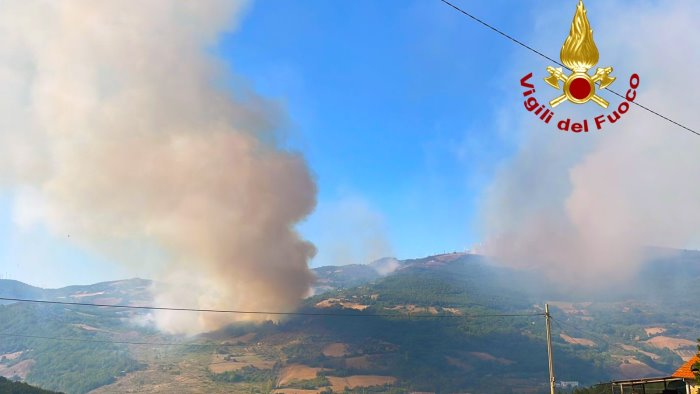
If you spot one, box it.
[1,0,697,288]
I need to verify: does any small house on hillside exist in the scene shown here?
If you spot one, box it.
[610,355,699,394]
[671,355,699,394]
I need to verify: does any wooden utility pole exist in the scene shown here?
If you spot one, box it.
[545,303,556,394]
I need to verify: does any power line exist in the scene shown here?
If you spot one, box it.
[0,332,217,348]
[438,0,564,68]
[605,90,700,137]
[438,0,700,137]
[0,296,544,319]
[551,317,637,355]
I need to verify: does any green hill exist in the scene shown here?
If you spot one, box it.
[0,251,698,393]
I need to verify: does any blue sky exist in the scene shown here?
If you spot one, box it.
[0,0,643,286]
[216,0,545,265]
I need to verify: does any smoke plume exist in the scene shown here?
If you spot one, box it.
[0,0,317,334]
[480,0,700,288]
[306,194,392,268]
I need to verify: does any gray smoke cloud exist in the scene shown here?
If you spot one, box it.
[480,0,700,288]
[0,0,317,334]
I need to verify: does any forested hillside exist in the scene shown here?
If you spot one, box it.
[1,251,699,393]
[0,376,62,393]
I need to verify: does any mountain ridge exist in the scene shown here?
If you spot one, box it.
[0,250,698,393]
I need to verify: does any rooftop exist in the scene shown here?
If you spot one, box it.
[672,355,700,380]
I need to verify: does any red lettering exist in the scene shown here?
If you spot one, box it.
[558,118,571,131]
[607,111,621,124]
[618,102,629,114]
[594,115,606,130]
[520,73,535,89]
[629,73,640,89]
[524,97,539,111]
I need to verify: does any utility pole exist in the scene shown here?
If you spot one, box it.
[545,303,556,394]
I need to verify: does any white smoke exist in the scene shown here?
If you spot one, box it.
[480,0,700,287]
[0,0,317,334]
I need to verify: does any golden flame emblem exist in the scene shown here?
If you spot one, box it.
[544,0,615,108]
[560,0,598,72]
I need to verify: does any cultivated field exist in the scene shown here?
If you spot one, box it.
[278,364,325,386]
[560,333,596,347]
[615,356,664,379]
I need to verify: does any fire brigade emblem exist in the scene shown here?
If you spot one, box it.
[544,0,615,108]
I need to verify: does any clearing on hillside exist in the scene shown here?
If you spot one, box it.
[327,375,396,390]
[616,357,664,379]
[0,351,23,361]
[644,327,666,336]
[644,336,695,350]
[560,333,596,347]
[278,364,325,386]
[322,343,349,357]
[208,353,275,373]
[0,359,34,380]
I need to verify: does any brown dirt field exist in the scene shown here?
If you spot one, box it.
[619,344,660,360]
[616,357,664,379]
[322,343,348,357]
[316,298,341,308]
[0,359,35,379]
[342,302,369,310]
[644,336,695,350]
[560,333,596,347]
[278,364,324,386]
[0,351,23,361]
[467,352,514,365]
[345,355,371,369]
[273,390,323,394]
[315,298,369,311]
[644,327,666,336]
[328,375,396,390]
